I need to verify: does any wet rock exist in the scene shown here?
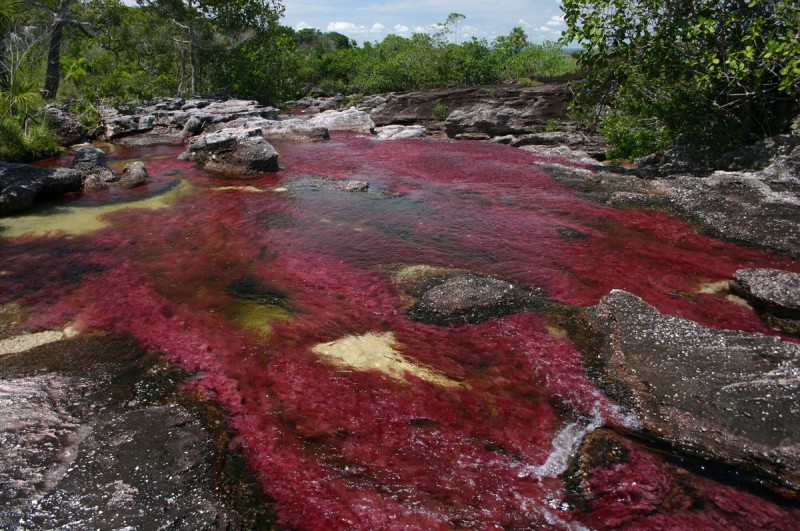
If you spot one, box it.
[655,171,800,257]
[393,265,551,326]
[180,127,279,175]
[375,124,426,140]
[281,177,369,193]
[563,429,630,508]
[579,289,800,490]
[0,329,276,529]
[44,104,88,146]
[0,162,83,215]
[731,268,800,335]
[71,146,116,185]
[119,161,149,189]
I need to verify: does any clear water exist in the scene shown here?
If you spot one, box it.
[2,134,798,529]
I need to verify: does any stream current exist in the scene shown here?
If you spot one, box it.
[1,134,798,529]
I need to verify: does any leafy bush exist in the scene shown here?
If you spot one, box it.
[432,103,450,121]
[0,117,60,162]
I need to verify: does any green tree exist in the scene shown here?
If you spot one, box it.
[561,0,800,156]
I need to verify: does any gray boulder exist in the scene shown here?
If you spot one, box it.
[44,105,88,146]
[375,125,426,140]
[655,170,800,257]
[580,289,800,490]
[307,107,374,133]
[393,265,552,326]
[71,146,116,187]
[180,127,279,175]
[119,161,149,189]
[731,268,800,335]
[0,162,82,215]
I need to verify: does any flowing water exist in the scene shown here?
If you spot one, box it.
[1,134,798,529]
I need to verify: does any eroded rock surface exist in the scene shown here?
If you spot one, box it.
[100,98,280,145]
[0,329,275,529]
[579,289,800,490]
[393,265,553,326]
[180,127,279,175]
[731,268,800,335]
[0,163,83,215]
[119,161,149,189]
[71,146,116,189]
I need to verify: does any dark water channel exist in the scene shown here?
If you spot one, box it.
[2,134,799,529]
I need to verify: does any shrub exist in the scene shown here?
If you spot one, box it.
[0,116,60,162]
[432,103,450,121]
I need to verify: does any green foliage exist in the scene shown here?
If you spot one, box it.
[432,103,449,121]
[0,116,59,162]
[561,0,800,157]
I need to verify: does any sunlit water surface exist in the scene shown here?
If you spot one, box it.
[2,134,798,529]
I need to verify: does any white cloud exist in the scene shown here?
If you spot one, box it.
[546,15,564,26]
[295,21,311,30]
[372,22,386,31]
[394,24,410,34]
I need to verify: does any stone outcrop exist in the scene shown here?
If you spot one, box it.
[71,146,116,190]
[579,289,800,490]
[0,327,275,529]
[179,127,279,175]
[367,85,569,131]
[0,163,83,215]
[392,265,553,326]
[119,161,149,189]
[44,104,89,146]
[306,107,375,133]
[218,117,329,142]
[653,170,800,256]
[100,98,280,145]
[278,177,369,193]
[375,124,426,140]
[731,268,800,335]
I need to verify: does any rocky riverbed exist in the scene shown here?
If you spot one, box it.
[2,84,800,527]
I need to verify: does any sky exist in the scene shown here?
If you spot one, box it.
[281,0,567,44]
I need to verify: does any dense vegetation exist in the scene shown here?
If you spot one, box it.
[2,0,798,162]
[562,0,800,159]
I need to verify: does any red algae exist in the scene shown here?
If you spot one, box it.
[2,134,799,528]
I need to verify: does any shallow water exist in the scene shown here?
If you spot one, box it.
[2,134,799,529]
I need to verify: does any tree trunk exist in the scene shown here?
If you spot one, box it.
[43,0,72,99]
[0,32,9,90]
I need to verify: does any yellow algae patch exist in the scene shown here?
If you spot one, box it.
[212,186,265,193]
[0,180,195,239]
[312,331,463,388]
[232,300,292,336]
[545,325,568,339]
[0,327,78,356]
[696,280,752,308]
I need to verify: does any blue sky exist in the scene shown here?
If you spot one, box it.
[281,0,567,44]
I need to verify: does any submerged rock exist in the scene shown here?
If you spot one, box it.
[311,331,462,387]
[0,162,83,215]
[180,127,279,175]
[393,265,552,326]
[279,177,369,193]
[579,289,800,490]
[731,268,800,335]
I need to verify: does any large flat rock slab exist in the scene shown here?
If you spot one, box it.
[0,163,82,215]
[579,289,800,490]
